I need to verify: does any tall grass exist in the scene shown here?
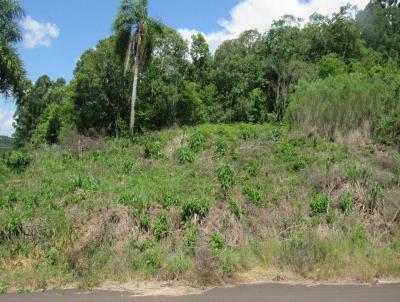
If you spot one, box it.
[286,73,389,140]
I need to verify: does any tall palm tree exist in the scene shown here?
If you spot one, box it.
[0,0,26,98]
[113,0,161,134]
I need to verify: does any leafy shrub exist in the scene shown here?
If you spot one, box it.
[340,192,353,214]
[217,165,236,191]
[61,150,75,163]
[209,233,225,252]
[239,125,258,140]
[153,213,170,240]
[244,162,260,177]
[214,138,228,158]
[318,53,347,78]
[1,188,18,209]
[183,228,198,251]
[182,198,209,221]
[229,199,242,219]
[243,185,262,205]
[5,151,31,172]
[271,127,283,141]
[45,248,59,266]
[139,213,150,231]
[287,156,309,172]
[310,193,329,215]
[137,239,156,252]
[272,140,296,159]
[190,132,207,151]
[143,249,162,270]
[0,210,22,240]
[162,192,180,208]
[178,147,194,164]
[144,141,162,159]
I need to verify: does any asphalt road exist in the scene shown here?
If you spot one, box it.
[1,283,399,302]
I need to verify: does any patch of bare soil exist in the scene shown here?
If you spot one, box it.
[99,280,203,297]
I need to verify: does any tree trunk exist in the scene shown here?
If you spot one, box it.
[130,32,141,134]
[124,39,132,76]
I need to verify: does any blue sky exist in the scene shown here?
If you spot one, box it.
[0,0,369,136]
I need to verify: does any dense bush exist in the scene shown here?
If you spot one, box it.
[182,198,209,221]
[209,233,225,252]
[153,213,170,240]
[4,151,31,172]
[310,193,329,215]
[217,165,236,191]
[287,73,388,140]
[144,141,162,159]
[177,147,194,164]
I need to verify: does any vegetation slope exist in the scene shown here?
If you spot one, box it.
[1,123,399,292]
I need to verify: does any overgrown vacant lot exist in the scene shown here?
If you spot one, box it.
[1,124,400,291]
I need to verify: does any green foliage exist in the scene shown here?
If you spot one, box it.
[217,165,236,191]
[243,185,262,205]
[319,53,348,78]
[0,210,22,240]
[190,131,207,151]
[340,192,353,214]
[351,227,368,248]
[139,212,150,231]
[239,124,258,140]
[117,194,143,212]
[229,199,242,219]
[287,156,310,172]
[0,0,25,98]
[244,162,260,177]
[209,233,225,252]
[143,249,162,270]
[214,138,228,158]
[177,147,194,164]
[0,136,13,152]
[183,228,198,251]
[287,73,381,138]
[45,248,59,266]
[144,141,162,159]
[153,213,170,240]
[4,151,31,172]
[182,198,209,221]
[310,193,329,215]
[343,163,371,182]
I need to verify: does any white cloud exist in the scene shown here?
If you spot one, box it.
[0,109,15,136]
[179,0,369,52]
[22,16,60,49]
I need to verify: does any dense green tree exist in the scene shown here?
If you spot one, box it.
[213,30,267,122]
[13,76,67,146]
[0,0,25,98]
[190,33,212,85]
[73,37,129,136]
[357,0,400,59]
[263,16,305,118]
[136,26,190,129]
[113,0,162,134]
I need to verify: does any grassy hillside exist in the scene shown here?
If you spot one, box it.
[0,124,400,292]
[0,136,13,152]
